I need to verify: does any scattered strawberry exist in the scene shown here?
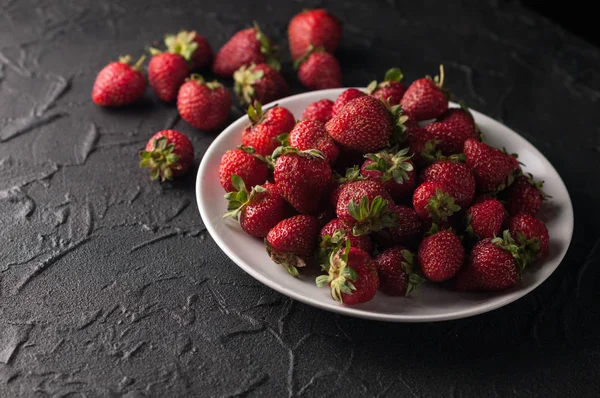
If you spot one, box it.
[335,180,395,235]
[360,147,416,201]
[465,199,506,239]
[400,65,449,121]
[320,218,373,256]
[420,161,476,208]
[296,47,342,90]
[418,231,464,281]
[302,99,334,123]
[233,63,289,106]
[331,88,366,116]
[507,174,549,216]
[219,146,269,192]
[148,50,189,102]
[177,74,231,130]
[412,181,461,227]
[266,215,320,276]
[375,246,423,296]
[165,30,212,70]
[378,204,423,248]
[367,68,406,105]
[288,119,340,164]
[92,55,146,106]
[423,104,478,155]
[463,138,520,193]
[506,214,549,261]
[139,130,194,181]
[288,9,342,60]
[241,102,296,156]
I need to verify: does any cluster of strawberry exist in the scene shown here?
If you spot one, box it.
[219,67,551,305]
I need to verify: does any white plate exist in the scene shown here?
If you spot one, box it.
[196,89,574,322]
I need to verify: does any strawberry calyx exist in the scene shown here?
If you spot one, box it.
[138,136,181,182]
[421,140,466,164]
[186,73,222,90]
[293,44,324,69]
[246,101,265,125]
[386,102,409,144]
[364,147,413,184]
[318,229,348,269]
[254,22,281,71]
[399,249,425,296]
[222,174,266,219]
[425,188,461,223]
[366,67,404,94]
[491,230,537,272]
[233,64,265,106]
[119,55,146,72]
[164,30,199,63]
[271,145,325,160]
[426,64,451,99]
[315,240,358,303]
[523,172,552,200]
[335,165,364,184]
[347,195,397,236]
[265,240,306,277]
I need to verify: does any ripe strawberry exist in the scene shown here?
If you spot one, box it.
[148,50,189,102]
[233,63,289,106]
[423,105,478,155]
[241,102,296,156]
[302,99,334,123]
[420,161,476,208]
[404,120,435,166]
[328,165,364,208]
[506,214,549,261]
[92,55,146,106]
[507,174,549,216]
[223,178,290,238]
[367,68,406,106]
[288,119,339,164]
[335,180,395,235]
[378,204,423,248]
[463,138,520,193]
[266,215,320,276]
[296,48,342,90]
[331,88,366,116]
[288,9,342,60]
[164,30,212,70]
[465,199,506,239]
[213,24,279,78]
[400,65,449,121]
[360,147,416,201]
[375,246,423,296]
[177,75,231,131]
[219,146,269,192]
[320,218,373,255]
[139,130,194,181]
[273,147,332,214]
[418,231,464,281]
[412,181,461,227]
[316,243,379,305]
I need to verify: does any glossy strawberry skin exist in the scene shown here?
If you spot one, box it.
[320,219,373,254]
[326,96,393,153]
[418,231,464,281]
[463,138,520,193]
[378,205,423,248]
[177,79,231,131]
[332,88,366,116]
[423,108,478,155]
[240,183,291,238]
[298,52,342,90]
[360,158,417,201]
[242,106,296,156]
[302,99,334,123]
[219,148,269,192]
[506,214,549,260]
[507,175,544,216]
[289,119,339,164]
[144,130,194,177]
[466,199,506,239]
[213,27,269,77]
[288,9,342,60]
[335,180,391,228]
[375,246,410,296]
[339,248,379,305]
[400,77,448,121]
[371,81,406,106]
[420,161,476,208]
[267,215,320,262]
[189,33,213,69]
[148,53,189,102]
[92,59,146,106]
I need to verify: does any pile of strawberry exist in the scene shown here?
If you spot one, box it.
[219,66,551,305]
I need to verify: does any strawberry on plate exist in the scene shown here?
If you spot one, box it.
[92,55,146,107]
[360,147,417,201]
[412,181,461,228]
[288,9,342,60]
[233,63,289,107]
[465,199,506,240]
[506,214,549,261]
[377,204,423,248]
[177,74,231,131]
[367,67,406,106]
[507,174,550,216]
[241,102,296,156]
[400,65,449,121]
[375,246,423,296]
[267,215,320,276]
[148,50,189,102]
[295,46,342,90]
[418,230,464,281]
[420,161,476,208]
[288,119,339,164]
[139,130,194,181]
[320,218,373,255]
[302,99,334,123]
[164,30,212,70]
[219,146,269,192]
[423,104,479,155]
[331,88,366,116]
[463,138,520,193]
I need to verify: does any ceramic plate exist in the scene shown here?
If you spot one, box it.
[196,89,574,322]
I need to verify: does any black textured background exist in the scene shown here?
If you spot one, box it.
[1,0,599,397]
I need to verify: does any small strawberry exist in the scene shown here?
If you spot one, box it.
[288,119,340,164]
[412,181,461,227]
[463,138,520,193]
[295,47,342,90]
[367,68,406,106]
[465,199,506,239]
[288,9,342,61]
[266,215,320,276]
[164,30,212,70]
[320,218,373,256]
[420,161,476,208]
[219,146,269,192]
[378,204,423,248]
[331,88,366,116]
[328,165,364,208]
[213,23,279,78]
[177,74,231,131]
[272,147,332,214]
[302,99,334,123]
[375,246,423,296]
[423,104,478,155]
[418,231,465,281]
[316,243,379,305]
[223,178,290,238]
[360,147,416,201]
[506,214,549,261]
[400,65,449,121]
[241,102,296,156]
[507,174,550,216]
[148,50,189,102]
[92,55,146,106]
[404,121,435,166]
[139,130,194,181]
[233,63,289,106]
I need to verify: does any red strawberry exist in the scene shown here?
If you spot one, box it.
[296,48,342,90]
[224,178,290,238]
[288,9,342,60]
[266,215,320,276]
[418,231,464,281]
[465,199,506,239]
[288,119,339,164]
[463,138,520,193]
[420,161,476,208]
[213,24,279,78]
[375,246,423,296]
[367,68,406,106]
[233,63,289,106]
[335,180,395,235]
[320,218,373,255]
[316,244,379,305]
[507,174,549,216]
[177,75,231,131]
[139,130,194,181]
[302,99,334,123]
[378,204,423,248]
[400,65,449,121]
[506,214,549,261]
[328,165,364,208]
[360,147,417,201]
[331,88,366,116]
[423,105,478,155]
[404,121,435,166]
[92,55,146,106]
[412,181,461,227]
[241,102,296,156]
[219,146,269,192]
[148,51,189,102]
[165,30,212,70]
[273,147,332,214]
